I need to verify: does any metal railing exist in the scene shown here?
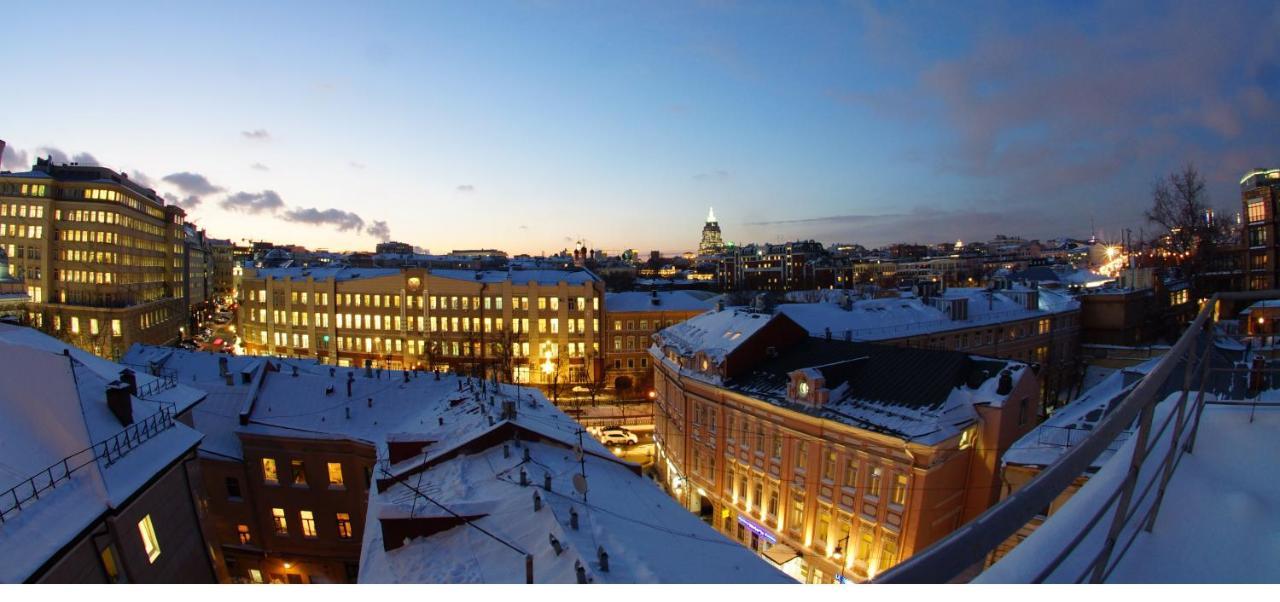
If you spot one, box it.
[0,407,176,525]
[874,290,1278,583]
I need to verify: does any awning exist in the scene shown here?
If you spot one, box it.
[763,543,800,566]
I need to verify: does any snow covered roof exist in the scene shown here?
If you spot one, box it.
[0,331,204,582]
[605,290,719,313]
[1239,299,1280,313]
[654,308,774,363]
[429,268,599,286]
[360,384,791,583]
[249,266,401,282]
[719,338,1024,445]
[777,287,1079,341]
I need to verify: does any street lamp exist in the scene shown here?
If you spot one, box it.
[833,534,851,583]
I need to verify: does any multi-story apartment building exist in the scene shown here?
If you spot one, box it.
[1242,167,1280,291]
[1,324,216,583]
[778,283,1081,408]
[717,241,827,292]
[0,156,188,358]
[207,238,236,303]
[650,309,1040,583]
[603,290,717,393]
[236,265,605,385]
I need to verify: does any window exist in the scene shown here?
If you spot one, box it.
[843,459,858,489]
[262,458,278,484]
[300,510,318,538]
[249,569,264,584]
[226,477,242,499]
[788,493,805,534]
[866,467,882,497]
[337,513,353,539]
[794,441,807,470]
[814,506,831,552]
[1250,225,1269,247]
[291,460,307,486]
[880,533,900,571]
[237,524,251,544]
[327,462,344,488]
[100,546,121,582]
[822,451,836,481]
[1248,200,1267,223]
[856,524,874,565]
[138,515,161,563]
[768,488,779,522]
[272,508,288,535]
[891,473,908,506]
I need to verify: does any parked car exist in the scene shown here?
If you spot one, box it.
[595,426,639,446]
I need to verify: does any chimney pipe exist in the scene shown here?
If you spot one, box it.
[533,490,542,512]
[597,546,609,573]
[118,368,137,396]
[570,507,579,530]
[106,381,133,426]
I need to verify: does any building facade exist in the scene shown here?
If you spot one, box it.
[0,156,188,358]
[236,266,606,385]
[699,207,724,257]
[603,290,717,393]
[1242,168,1280,291]
[649,310,1041,583]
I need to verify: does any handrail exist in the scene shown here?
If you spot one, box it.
[0,407,176,525]
[873,290,1280,583]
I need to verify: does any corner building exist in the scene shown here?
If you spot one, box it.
[650,309,1041,583]
[0,156,188,358]
[237,266,605,384]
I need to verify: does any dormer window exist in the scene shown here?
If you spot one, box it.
[797,380,810,399]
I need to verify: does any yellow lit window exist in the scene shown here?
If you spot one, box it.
[300,510,317,538]
[336,513,353,539]
[327,462,344,487]
[262,458,278,484]
[272,508,288,534]
[137,515,161,563]
[238,524,251,544]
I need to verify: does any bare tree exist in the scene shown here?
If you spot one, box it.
[1145,163,1214,254]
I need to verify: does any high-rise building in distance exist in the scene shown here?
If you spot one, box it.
[699,206,724,257]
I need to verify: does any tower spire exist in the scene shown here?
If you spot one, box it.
[707,206,716,223]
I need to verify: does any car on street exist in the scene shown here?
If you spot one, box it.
[593,426,639,446]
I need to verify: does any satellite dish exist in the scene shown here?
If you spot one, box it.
[572,473,588,495]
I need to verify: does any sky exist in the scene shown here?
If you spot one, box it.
[1,0,1278,255]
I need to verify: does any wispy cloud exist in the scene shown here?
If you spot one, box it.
[0,145,28,170]
[163,172,224,196]
[221,190,285,214]
[456,184,475,193]
[693,169,731,181]
[250,162,270,171]
[241,129,271,140]
[349,161,366,170]
[366,220,391,241]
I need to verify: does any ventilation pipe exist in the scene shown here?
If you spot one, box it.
[597,546,609,573]
[549,534,563,555]
[533,490,542,512]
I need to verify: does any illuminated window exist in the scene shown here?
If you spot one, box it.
[111,319,122,337]
[262,458,278,484]
[880,533,900,571]
[249,569,264,583]
[100,546,121,582]
[822,451,836,481]
[272,508,288,535]
[237,524,251,544]
[787,493,804,534]
[300,510,317,538]
[856,524,874,565]
[843,459,858,489]
[891,473,908,506]
[137,515,161,563]
[1248,201,1267,223]
[327,462,344,487]
[291,460,307,486]
[336,513,353,539]
[866,467,882,497]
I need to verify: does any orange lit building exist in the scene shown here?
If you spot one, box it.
[651,309,1041,583]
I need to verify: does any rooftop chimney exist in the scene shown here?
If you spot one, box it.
[996,369,1014,395]
[118,368,137,396]
[106,381,133,426]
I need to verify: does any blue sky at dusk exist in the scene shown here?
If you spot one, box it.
[2,1,1277,254]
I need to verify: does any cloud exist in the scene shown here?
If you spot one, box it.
[163,172,224,196]
[129,170,155,188]
[163,192,202,210]
[1,145,28,170]
[241,129,270,140]
[250,162,270,171]
[349,161,366,169]
[71,152,99,166]
[366,220,391,241]
[456,184,475,193]
[519,225,529,231]
[281,207,365,231]
[693,170,731,181]
[221,190,285,214]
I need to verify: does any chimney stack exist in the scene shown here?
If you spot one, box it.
[106,381,133,426]
[118,368,137,396]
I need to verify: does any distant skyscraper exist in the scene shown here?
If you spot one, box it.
[1242,167,1280,291]
[698,207,724,257]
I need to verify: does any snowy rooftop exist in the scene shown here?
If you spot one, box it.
[653,308,774,363]
[360,387,791,583]
[714,338,1023,445]
[777,287,1078,341]
[0,328,205,582]
[429,268,599,286]
[605,290,719,313]
[982,399,1280,583]
[249,266,401,282]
